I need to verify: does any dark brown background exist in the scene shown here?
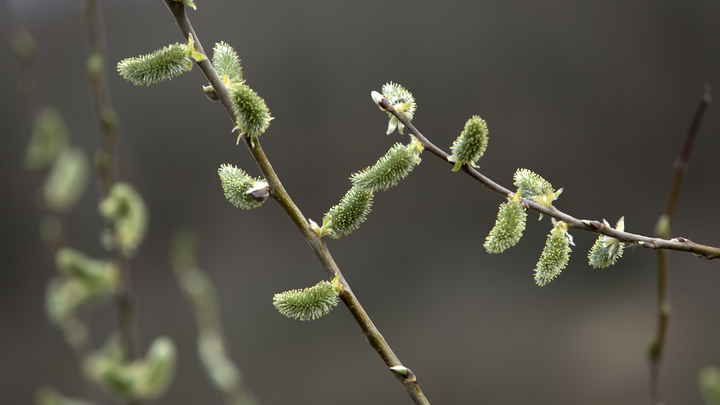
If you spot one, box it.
[2,0,719,404]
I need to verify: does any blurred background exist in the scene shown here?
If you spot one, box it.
[1,0,719,404]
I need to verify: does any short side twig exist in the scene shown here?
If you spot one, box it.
[162,1,430,404]
[378,98,720,260]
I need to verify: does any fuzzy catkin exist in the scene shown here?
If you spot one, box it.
[350,143,421,192]
[534,230,571,286]
[117,43,191,86]
[324,187,374,238]
[449,116,488,171]
[484,200,527,254]
[513,168,554,198]
[273,281,339,321]
[218,164,266,210]
[230,84,271,137]
[212,41,242,82]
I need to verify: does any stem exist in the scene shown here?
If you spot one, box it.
[83,0,138,368]
[378,98,720,260]
[648,84,711,405]
[3,1,101,403]
[162,1,430,404]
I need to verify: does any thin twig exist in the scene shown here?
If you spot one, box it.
[83,0,138,368]
[648,84,712,405]
[378,98,720,260]
[3,1,101,403]
[161,1,431,404]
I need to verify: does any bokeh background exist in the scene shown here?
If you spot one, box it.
[2,0,719,404]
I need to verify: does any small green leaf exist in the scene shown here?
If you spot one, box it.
[273,280,339,321]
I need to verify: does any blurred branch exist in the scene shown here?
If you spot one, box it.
[83,0,138,371]
[377,97,719,260]
[649,83,712,405]
[170,229,258,405]
[161,1,430,404]
[3,0,101,403]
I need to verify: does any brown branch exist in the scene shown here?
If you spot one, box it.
[161,1,431,404]
[83,0,138,370]
[377,97,719,260]
[648,83,712,405]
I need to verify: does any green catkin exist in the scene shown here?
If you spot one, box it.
[324,187,374,238]
[449,116,489,171]
[218,164,267,210]
[380,82,416,134]
[117,43,192,86]
[381,82,416,112]
[350,143,421,192]
[588,217,625,268]
[230,83,271,137]
[534,227,572,286]
[484,199,527,254]
[55,248,117,292]
[98,183,148,255]
[273,281,339,321]
[212,42,242,83]
[513,168,554,198]
[44,147,89,213]
[25,108,69,170]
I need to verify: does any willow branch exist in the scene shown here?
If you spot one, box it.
[161,1,430,403]
[649,83,712,405]
[83,0,138,367]
[378,98,719,260]
[3,1,102,403]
